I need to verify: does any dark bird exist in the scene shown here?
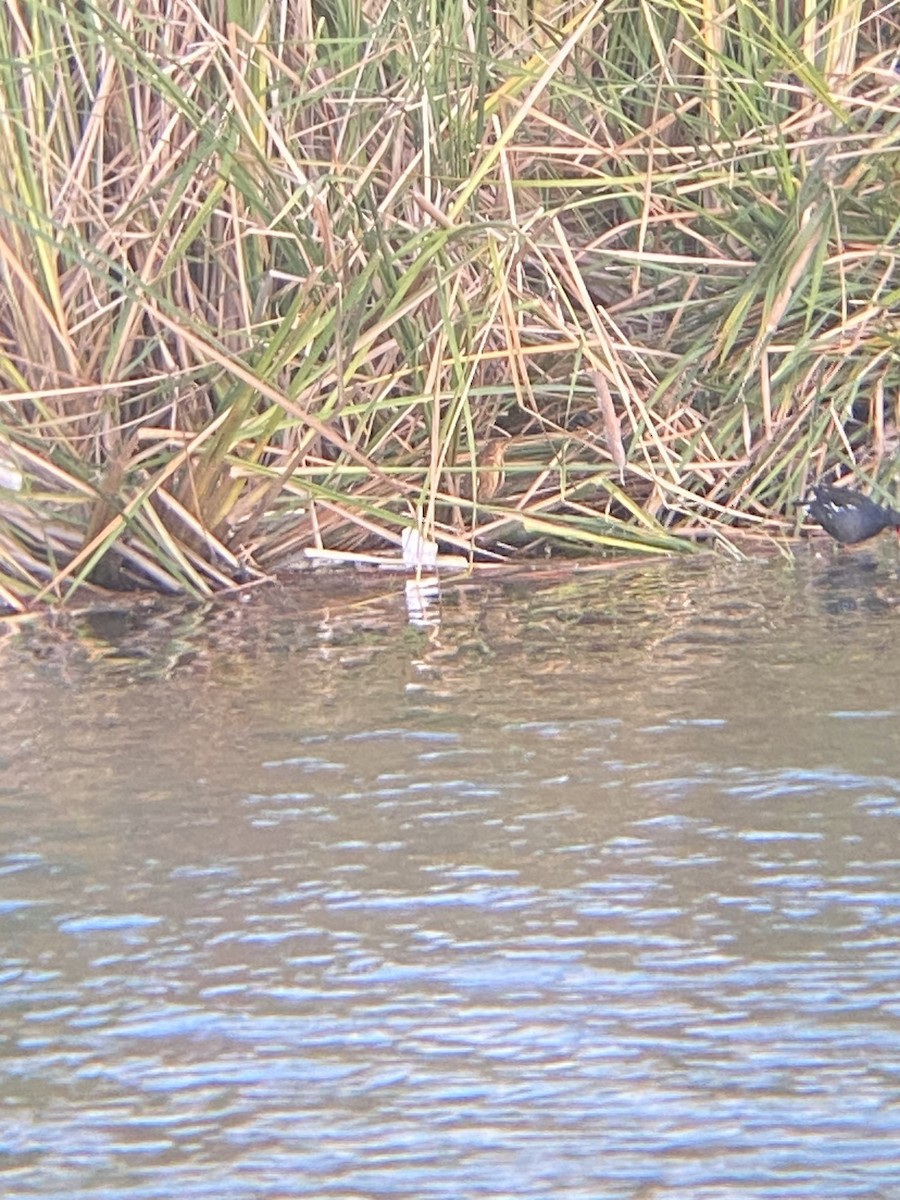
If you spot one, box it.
[800,483,900,545]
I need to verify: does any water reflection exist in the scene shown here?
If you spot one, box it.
[2,553,900,1199]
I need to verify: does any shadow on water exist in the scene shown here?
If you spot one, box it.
[2,548,900,1199]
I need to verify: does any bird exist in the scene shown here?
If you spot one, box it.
[800,482,900,545]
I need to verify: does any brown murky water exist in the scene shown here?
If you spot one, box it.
[2,551,900,1199]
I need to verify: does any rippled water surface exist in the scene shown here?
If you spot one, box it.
[2,553,900,1199]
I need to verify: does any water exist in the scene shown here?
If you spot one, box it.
[2,552,900,1198]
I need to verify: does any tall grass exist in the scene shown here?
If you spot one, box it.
[0,0,897,607]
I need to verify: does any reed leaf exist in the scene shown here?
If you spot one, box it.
[0,0,897,609]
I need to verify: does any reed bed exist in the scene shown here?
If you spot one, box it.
[0,0,897,608]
